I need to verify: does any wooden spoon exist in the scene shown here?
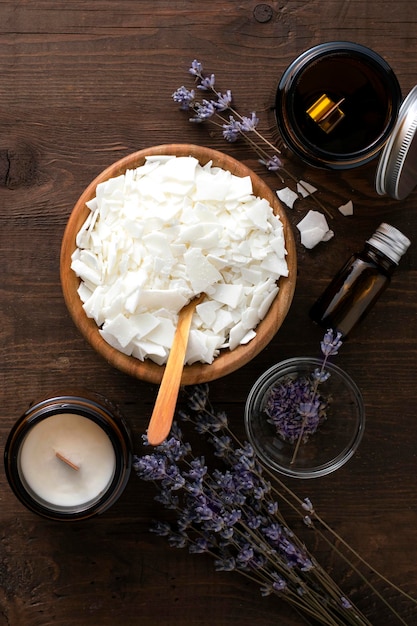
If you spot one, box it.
[146,294,204,446]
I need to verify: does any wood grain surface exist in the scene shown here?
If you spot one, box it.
[0,1,416,625]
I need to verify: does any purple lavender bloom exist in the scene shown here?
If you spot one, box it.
[312,367,331,384]
[302,497,314,515]
[193,495,214,521]
[220,527,234,540]
[341,596,353,609]
[168,532,188,549]
[298,399,321,435]
[172,86,195,110]
[222,116,241,142]
[246,513,265,529]
[321,328,343,357]
[214,556,236,571]
[134,380,369,624]
[271,571,287,592]
[189,537,211,554]
[162,464,185,491]
[155,488,179,510]
[198,73,216,90]
[259,155,283,171]
[239,112,259,131]
[266,500,278,515]
[235,442,255,462]
[184,457,207,481]
[189,59,203,77]
[157,436,191,463]
[186,384,209,411]
[262,522,283,543]
[191,99,216,121]
[203,513,225,534]
[184,481,204,497]
[265,377,325,444]
[133,454,167,480]
[211,434,232,457]
[223,509,242,527]
[215,90,233,111]
[236,544,254,567]
[209,410,228,432]
[183,458,206,496]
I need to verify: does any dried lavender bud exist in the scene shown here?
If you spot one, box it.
[264,330,342,450]
[172,86,195,110]
[264,376,327,444]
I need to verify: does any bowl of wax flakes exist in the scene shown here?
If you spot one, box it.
[60,144,296,385]
[244,330,365,478]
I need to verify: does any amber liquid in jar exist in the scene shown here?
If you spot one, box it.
[275,42,402,169]
[294,55,392,154]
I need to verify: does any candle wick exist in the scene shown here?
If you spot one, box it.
[55,451,80,471]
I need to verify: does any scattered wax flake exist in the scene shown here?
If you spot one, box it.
[322,230,335,242]
[299,227,326,250]
[338,200,354,216]
[296,210,332,249]
[276,187,298,209]
[297,180,317,198]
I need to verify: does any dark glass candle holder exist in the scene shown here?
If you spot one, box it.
[4,391,132,521]
[275,41,402,170]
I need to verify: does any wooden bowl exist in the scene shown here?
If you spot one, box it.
[60,144,297,385]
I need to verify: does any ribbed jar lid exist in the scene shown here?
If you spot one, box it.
[376,85,417,200]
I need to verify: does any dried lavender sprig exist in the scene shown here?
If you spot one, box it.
[172,60,334,219]
[136,443,368,626]
[179,384,417,624]
[136,407,373,624]
[265,376,327,445]
[289,328,342,464]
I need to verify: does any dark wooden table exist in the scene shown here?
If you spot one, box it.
[1,1,416,624]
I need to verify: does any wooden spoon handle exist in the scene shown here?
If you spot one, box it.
[146,295,204,446]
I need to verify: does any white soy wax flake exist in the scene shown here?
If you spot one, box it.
[276,187,298,209]
[296,210,332,249]
[297,180,317,198]
[338,200,354,216]
[72,156,288,365]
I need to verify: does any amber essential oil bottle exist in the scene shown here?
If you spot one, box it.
[309,223,410,338]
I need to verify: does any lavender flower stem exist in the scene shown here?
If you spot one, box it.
[258,455,417,618]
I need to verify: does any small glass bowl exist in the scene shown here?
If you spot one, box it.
[244,358,365,478]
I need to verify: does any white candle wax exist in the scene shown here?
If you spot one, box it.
[19,412,117,508]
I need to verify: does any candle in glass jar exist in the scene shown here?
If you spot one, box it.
[19,413,116,508]
[4,392,132,521]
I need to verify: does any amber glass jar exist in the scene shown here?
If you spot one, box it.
[4,391,132,521]
[275,42,402,170]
